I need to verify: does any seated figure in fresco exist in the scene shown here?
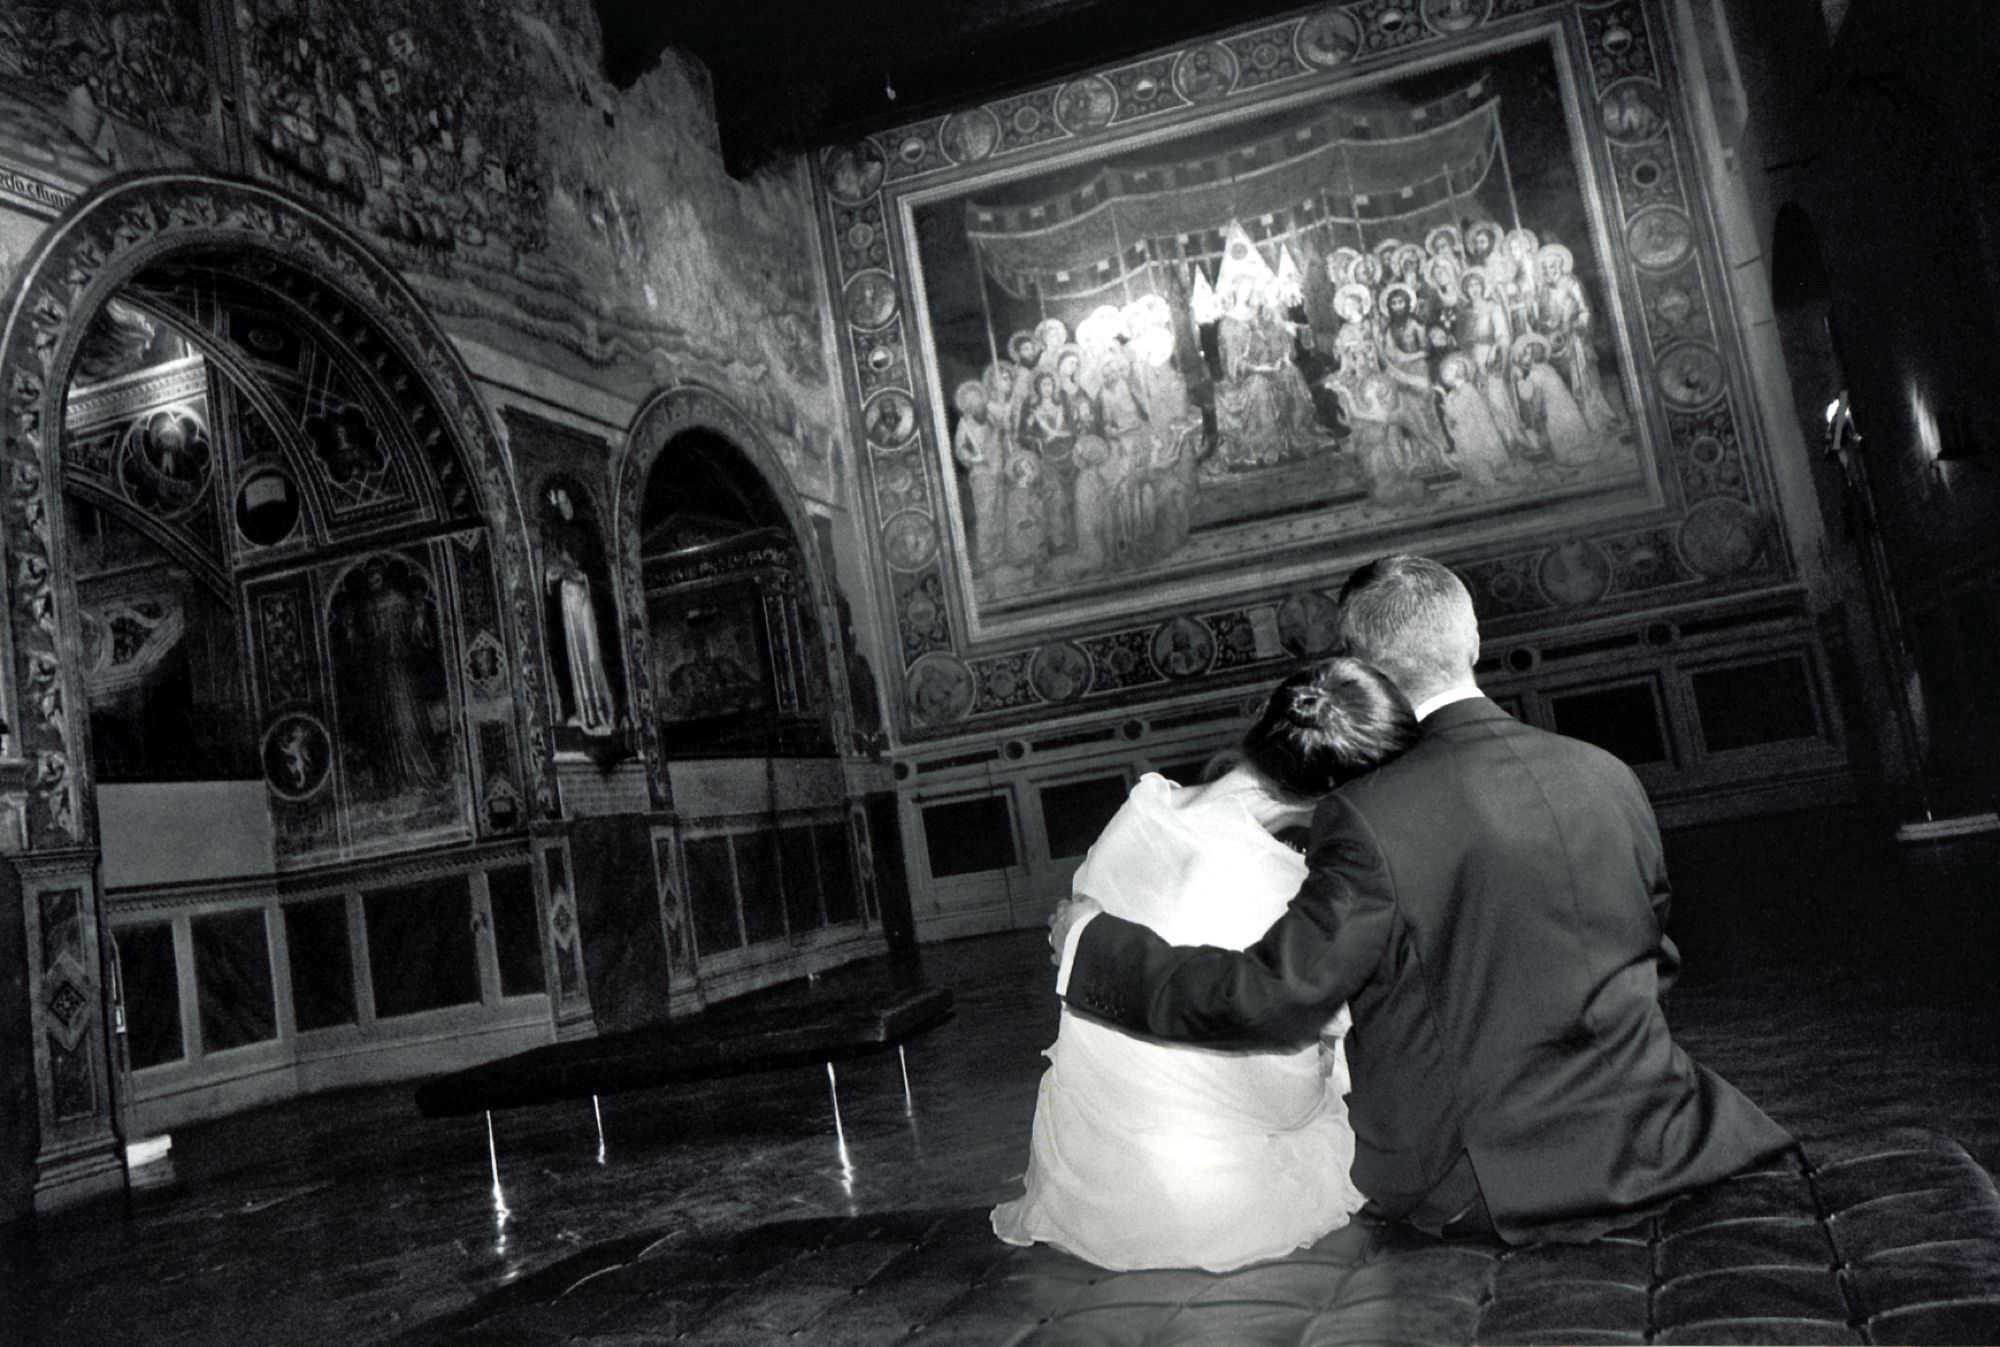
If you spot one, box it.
[1215,277,1288,468]
[993,659,1418,1271]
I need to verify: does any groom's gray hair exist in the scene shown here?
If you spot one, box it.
[1335,555,1480,703]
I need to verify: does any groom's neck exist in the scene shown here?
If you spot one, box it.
[1410,682,1483,721]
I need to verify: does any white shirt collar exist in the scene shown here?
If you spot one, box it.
[1412,685,1485,721]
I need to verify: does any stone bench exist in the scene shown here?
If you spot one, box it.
[402,1128,2000,1345]
[412,984,955,1117]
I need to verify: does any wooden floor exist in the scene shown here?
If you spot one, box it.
[7,805,1997,1347]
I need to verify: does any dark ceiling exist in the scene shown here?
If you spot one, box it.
[592,0,1317,177]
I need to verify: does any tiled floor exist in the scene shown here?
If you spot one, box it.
[6,806,1998,1346]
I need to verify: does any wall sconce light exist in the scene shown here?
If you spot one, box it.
[1823,390,1859,456]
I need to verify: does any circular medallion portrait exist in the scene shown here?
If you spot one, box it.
[907,653,976,728]
[1173,44,1237,103]
[1276,592,1341,657]
[262,712,332,800]
[941,107,1002,164]
[1056,76,1117,133]
[1150,615,1216,679]
[1678,498,1766,579]
[843,271,900,330]
[119,405,213,516]
[1296,6,1365,67]
[1656,343,1725,410]
[882,510,938,571]
[824,140,887,204]
[1627,207,1694,271]
[863,390,919,450]
[1030,641,1093,704]
[1422,0,1490,34]
[1601,80,1670,144]
[1538,541,1613,608]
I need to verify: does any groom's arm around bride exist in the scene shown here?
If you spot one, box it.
[1052,555,1792,1244]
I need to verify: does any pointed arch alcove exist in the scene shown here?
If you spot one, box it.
[615,385,883,1007]
[0,173,568,1210]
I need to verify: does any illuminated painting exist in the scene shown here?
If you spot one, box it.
[908,33,1651,635]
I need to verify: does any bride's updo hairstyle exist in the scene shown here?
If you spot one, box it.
[1242,657,1419,798]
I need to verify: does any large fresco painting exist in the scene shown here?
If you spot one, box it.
[821,1,1790,740]
[230,0,849,497]
[913,37,1646,630]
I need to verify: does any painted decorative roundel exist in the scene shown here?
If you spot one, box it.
[1173,44,1237,103]
[1421,0,1491,34]
[262,712,332,800]
[118,405,213,517]
[1626,207,1694,271]
[1030,641,1093,704]
[907,652,976,728]
[1055,76,1118,133]
[1276,591,1340,656]
[1687,434,1727,468]
[1677,497,1766,579]
[1296,7,1364,67]
[1601,80,1670,144]
[1151,615,1216,679]
[1538,540,1614,607]
[1656,344,1726,410]
[1652,283,1696,330]
[881,510,938,571]
[941,106,1002,163]
[863,389,919,450]
[824,141,887,204]
[842,271,899,330]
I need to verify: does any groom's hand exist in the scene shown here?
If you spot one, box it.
[1047,896,1103,968]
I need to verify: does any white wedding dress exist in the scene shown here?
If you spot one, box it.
[991,773,1365,1271]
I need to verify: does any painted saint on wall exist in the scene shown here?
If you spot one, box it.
[911,35,1647,635]
[328,551,459,833]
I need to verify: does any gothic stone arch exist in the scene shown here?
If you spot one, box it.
[615,383,852,806]
[0,172,555,852]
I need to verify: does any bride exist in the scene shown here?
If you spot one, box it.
[992,658,1419,1271]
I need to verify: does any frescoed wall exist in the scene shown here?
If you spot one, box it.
[817,0,1794,741]
[230,0,849,499]
[0,0,219,174]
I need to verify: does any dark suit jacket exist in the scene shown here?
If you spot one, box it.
[1066,697,1793,1243]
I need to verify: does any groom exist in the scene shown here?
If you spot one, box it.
[1050,554,1792,1243]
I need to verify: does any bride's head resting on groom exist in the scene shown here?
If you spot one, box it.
[1235,657,1419,814]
